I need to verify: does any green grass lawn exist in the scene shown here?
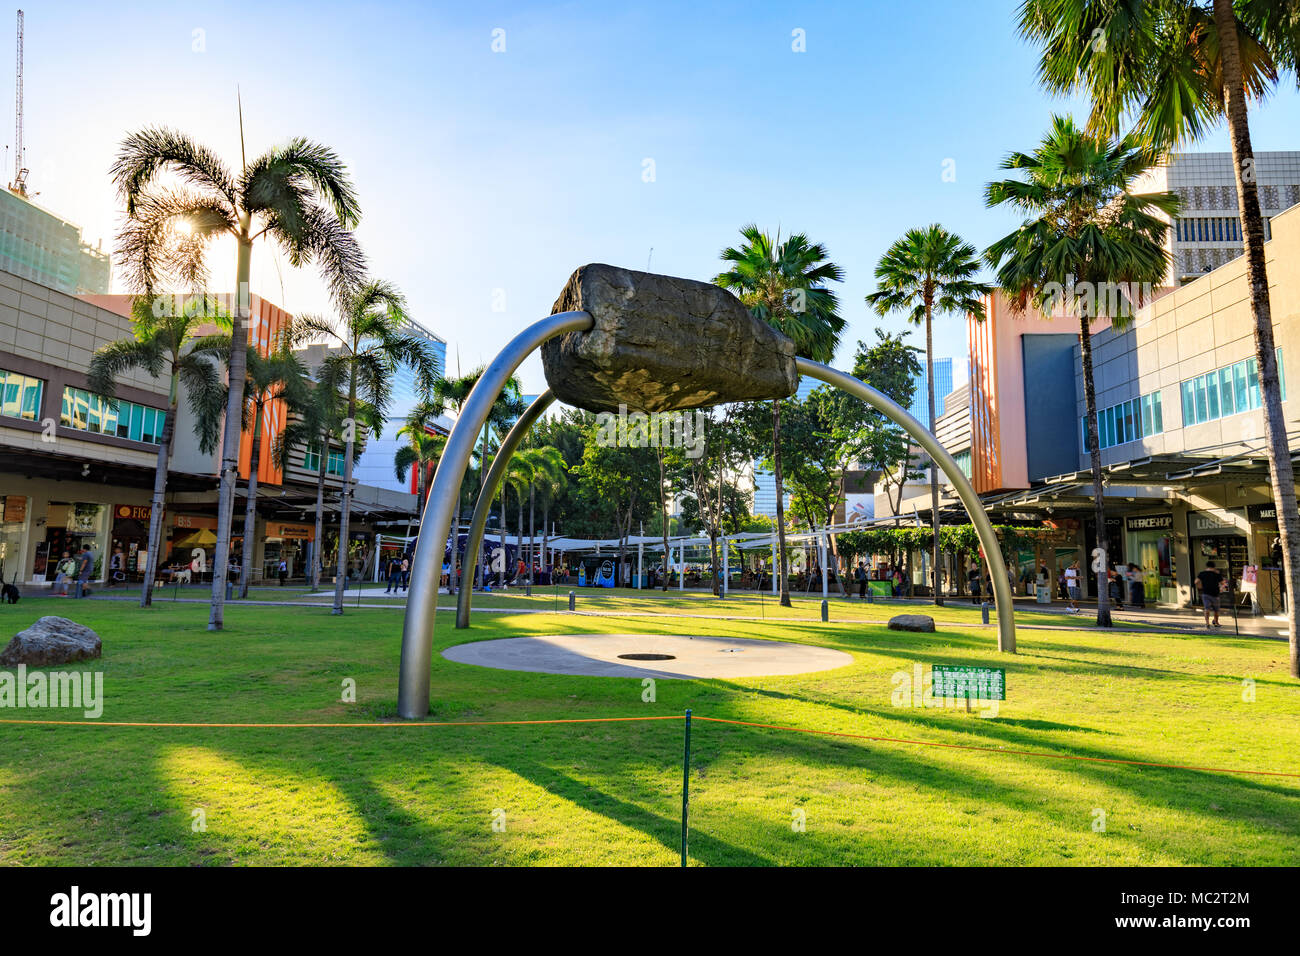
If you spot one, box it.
[0,592,1296,866]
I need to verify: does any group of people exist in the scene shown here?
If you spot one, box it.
[49,545,96,598]
[853,562,905,598]
[384,554,412,593]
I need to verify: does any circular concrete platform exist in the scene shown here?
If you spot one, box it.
[441,633,852,679]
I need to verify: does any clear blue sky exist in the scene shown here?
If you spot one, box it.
[12,0,1300,393]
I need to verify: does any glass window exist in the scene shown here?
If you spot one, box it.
[0,370,43,421]
[1217,368,1234,416]
[1140,395,1152,437]
[1194,376,1208,423]
[1181,381,1195,427]
[327,449,345,476]
[1152,391,1163,433]
[1206,372,1220,419]
[1246,358,1260,409]
[1278,347,1287,402]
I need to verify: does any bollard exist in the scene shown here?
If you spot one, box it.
[821,599,828,622]
[981,601,990,625]
[681,709,692,867]
[525,583,532,597]
[568,590,576,611]
[867,590,874,604]
[226,581,233,602]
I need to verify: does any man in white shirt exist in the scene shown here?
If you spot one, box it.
[1064,561,1081,613]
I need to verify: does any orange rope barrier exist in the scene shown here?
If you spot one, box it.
[691,715,1300,779]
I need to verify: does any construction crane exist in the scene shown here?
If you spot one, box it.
[9,8,24,196]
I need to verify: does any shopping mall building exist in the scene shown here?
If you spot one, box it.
[0,274,419,589]
[911,201,1300,611]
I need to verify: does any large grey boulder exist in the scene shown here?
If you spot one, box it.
[887,614,935,633]
[1,616,102,666]
[541,264,798,413]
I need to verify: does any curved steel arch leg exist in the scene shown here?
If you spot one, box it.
[398,312,592,719]
[456,390,556,628]
[796,357,1016,653]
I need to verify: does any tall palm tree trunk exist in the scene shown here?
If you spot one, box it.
[541,502,549,573]
[210,230,253,630]
[925,307,944,605]
[449,495,461,595]
[773,400,791,607]
[498,483,506,588]
[140,389,177,608]
[1079,317,1112,627]
[657,446,670,592]
[528,485,536,587]
[332,372,359,614]
[311,436,327,592]
[238,407,263,599]
[518,490,526,584]
[1213,0,1299,675]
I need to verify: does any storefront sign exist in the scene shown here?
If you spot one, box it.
[1125,513,1173,533]
[115,504,153,522]
[266,522,315,541]
[1247,503,1279,524]
[173,514,218,530]
[1190,510,1243,535]
[2,497,26,523]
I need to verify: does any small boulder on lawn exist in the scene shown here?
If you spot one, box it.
[887,614,935,633]
[1,616,102,666]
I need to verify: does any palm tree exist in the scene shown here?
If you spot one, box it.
[866,225,991,607]
[277,365,378,593]
[505,454,535,584]
[235,341,310,598]
[424,368,523,592]
[1018,0,1300,666]
[288,281,440,614]
[87,295,228,607]
[531,446,569,576]
[111,126,366,630]
[985,116,1178,627]
[517,446,566,586]
[714,225,845,607]
[394,401,447,515]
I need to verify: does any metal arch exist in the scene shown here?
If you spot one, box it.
[456,390,557,628]
[796,357,1017,653]
[397,312,592,719]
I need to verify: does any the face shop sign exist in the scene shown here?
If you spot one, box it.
[1125,514,1173,533]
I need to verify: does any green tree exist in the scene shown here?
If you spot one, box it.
[112,126,366,630]
[515,446,566,586]
[866,224,991,606]
[394,401,447,515]
[87,294,228,607]
[985,116,1178,627]
[236,341,311,598]
[1018,0,1300,665]
[288,281,440,613]
[715,224,845,607]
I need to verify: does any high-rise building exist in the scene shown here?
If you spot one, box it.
[0,189,110,295]
[908,357,954,424]
[1133,151,1300,284]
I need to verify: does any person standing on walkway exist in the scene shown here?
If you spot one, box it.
[1064,561,1081,614]
[1197,561,1224,628]
[74,544,95,598]
[53,551,73,596]
[1127,563,1146,608]
[400,555,411,591]
[855,562,867,600]
[277,559,288,586]
[967,563,982,605]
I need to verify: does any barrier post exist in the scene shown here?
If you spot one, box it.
[681,708,691,868]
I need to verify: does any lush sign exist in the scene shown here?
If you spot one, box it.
[931,664,1006,701]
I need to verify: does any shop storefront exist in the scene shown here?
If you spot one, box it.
[0,494,28,584]
[265,521,315,581]
[168,513,219,578]
[1245,502,1286,613]
[110,503,153,583]
[1188,509,1249,607]
[34,502,109,582]
[1084,516,1124,597]
[1125,513,1177,605]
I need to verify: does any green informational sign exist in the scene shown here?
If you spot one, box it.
[932,664,1006,701]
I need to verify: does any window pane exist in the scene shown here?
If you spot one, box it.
[101,400,118,436]
[1278,347,1287,402]
[1218,368,1235,416]
[128,404,143,441]
[1206,372,1220,420]
[1194,377,1208,423]
[1182,382,1195,427]
[1233,362,1248,411]
[1152,392,1163,433]
[1141,395,1152,437]
[1247,358,1261,409]
[19,377,40,420]
[1,375,17,418]
[1126,401,1136,441]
